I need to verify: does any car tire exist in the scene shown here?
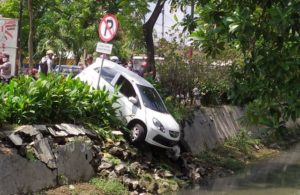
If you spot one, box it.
[130,123,146,144]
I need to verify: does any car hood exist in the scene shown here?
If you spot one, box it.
[145,108,180,132]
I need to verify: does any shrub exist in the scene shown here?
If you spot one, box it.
[0,74,119,129]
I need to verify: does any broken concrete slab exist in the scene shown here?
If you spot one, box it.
[15,125,40,136]
[33,138,57,169]
[60,123,96,137]
[47,126,68,137]
[8,133,23,146]
[55,142,95,182]
[57,124,83,136]
[0,123,98,194]
[0,150,57,195]
[33,125,49,135]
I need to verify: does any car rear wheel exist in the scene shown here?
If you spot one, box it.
[130,123,146,144]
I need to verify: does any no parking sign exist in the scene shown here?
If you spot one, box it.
[96,14,118,88]
[98,14,118,42]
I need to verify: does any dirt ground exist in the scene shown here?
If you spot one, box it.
[44,183,104,195]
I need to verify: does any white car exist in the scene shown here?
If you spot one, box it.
[76,58,180,149]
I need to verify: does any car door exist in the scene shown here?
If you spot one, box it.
[114,75,140,122]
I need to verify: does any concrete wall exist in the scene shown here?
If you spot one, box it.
[182,106,246,154]
[0,142,95,195]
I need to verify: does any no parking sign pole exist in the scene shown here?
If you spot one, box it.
[96,14,118,89]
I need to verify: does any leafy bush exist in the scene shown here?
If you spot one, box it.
[0,74,119,129]
[225,128,260,154]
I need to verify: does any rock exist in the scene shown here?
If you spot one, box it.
[254,144,260,150]
[157,181,169,194]
[15,125,40,136]
[192,172,201,183]
[130,191,139,195]
[98,169,110,177]
[269,143,281,149]
[8,133,23,146]
[164,170,174,178]
[92,145,102,153]
[129,161,141,174]
[69,184,75,190]
[115,164,126,175]
[108,171,118,179]
[98,162,113,170]
[131,180,139,190]
[33,138,56,169]
[109,146,124,159]
[112,131,124,136]
[154,173,161,180]
[56,142,95,182]
[197,166,206,176]
[123,176,139,190]
[0,150,57,195]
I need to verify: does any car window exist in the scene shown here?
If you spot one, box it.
[116,75,137,98]
[137,84,168,113]
[94,67,117,83]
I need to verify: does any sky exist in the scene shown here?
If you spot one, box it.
[147,2,190,42]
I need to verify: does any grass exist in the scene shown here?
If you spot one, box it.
[196,128,266,172]
[90,177,129,195]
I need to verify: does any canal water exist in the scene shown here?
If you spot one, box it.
[177,143,300,195]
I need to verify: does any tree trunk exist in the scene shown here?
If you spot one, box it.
[28,0,33,69]
[142,0,166,79]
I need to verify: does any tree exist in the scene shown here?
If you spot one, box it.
[143,0,195,79]
[28,0,33,68]
[143,0,166,79]
[192,0,300,133]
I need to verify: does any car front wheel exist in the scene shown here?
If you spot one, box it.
[130,123,146,144]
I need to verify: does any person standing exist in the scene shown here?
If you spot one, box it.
[0,53,3,65]
[85,54,93,67]
[0,53,12,82]
[39,50,54,75]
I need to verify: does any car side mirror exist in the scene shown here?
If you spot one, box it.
[129,96,138,105]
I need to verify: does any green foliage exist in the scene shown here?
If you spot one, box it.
[155,39,235,107]
[192,0,300,134]
[0,74,119,131]
[225,128,260,154]
[90,177,129,195]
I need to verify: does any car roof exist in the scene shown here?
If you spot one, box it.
[87,57,153,88]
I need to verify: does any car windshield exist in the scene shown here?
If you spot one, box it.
[137,84,168,113]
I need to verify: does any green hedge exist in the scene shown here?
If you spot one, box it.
[0,74,118,128]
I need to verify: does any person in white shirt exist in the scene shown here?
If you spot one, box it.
[39,50,54,75]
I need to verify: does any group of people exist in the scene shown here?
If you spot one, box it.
[0,52,12,83]
[0,49,149,83]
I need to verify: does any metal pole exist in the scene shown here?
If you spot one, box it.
[96,54,105,89]
[17,0,23,75]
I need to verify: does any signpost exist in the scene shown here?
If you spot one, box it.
[96,14,118,88]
